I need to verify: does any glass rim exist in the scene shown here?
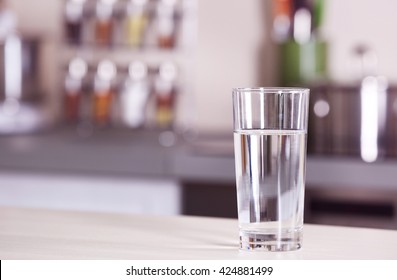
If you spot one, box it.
[232,87,309,93]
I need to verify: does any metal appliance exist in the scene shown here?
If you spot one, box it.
[308,82,397,160]
[0,34,49,133]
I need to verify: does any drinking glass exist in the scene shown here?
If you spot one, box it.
[232,87,310,251]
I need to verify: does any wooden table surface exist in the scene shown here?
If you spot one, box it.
[1,207,396,259]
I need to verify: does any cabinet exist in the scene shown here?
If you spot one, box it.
[0,171,181,215]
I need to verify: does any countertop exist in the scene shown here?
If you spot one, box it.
[1,128,397,190]
[1,207,397,259]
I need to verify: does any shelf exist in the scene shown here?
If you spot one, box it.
[60,45,193,66]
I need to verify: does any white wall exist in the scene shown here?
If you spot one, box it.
[9,0,62,35]
[194,0,267,132]
[194,0,397,132]
[322,0,397,84]
[7,0,397,132]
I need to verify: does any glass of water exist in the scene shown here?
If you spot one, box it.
[232,87,310,251]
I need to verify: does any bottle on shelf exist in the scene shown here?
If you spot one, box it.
[95,0,116,46]
[93,59,117,125]
[125,0,149,48]
[64,57,88,122]
[156,0,178,49]
[154,62,177,128]
[120,61,150,128]
[272,0,292,43]
[64,0,86,45]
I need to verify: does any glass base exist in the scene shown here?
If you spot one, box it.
[239,229,302,252]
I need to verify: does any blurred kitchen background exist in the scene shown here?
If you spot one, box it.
[1,0,397,230]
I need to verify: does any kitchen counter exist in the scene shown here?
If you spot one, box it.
[1,128,397,229]
[1,128,397,189]
[1,206,396,259]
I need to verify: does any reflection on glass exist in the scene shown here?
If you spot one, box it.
[360,76,387,163]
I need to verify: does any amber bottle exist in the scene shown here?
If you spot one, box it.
[95,0,116,46]
[64,58,87,122]
[93,60,117,125]
[154,62,177,128]
[156,0,178,49]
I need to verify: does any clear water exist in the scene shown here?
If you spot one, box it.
[234,129,307,250]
